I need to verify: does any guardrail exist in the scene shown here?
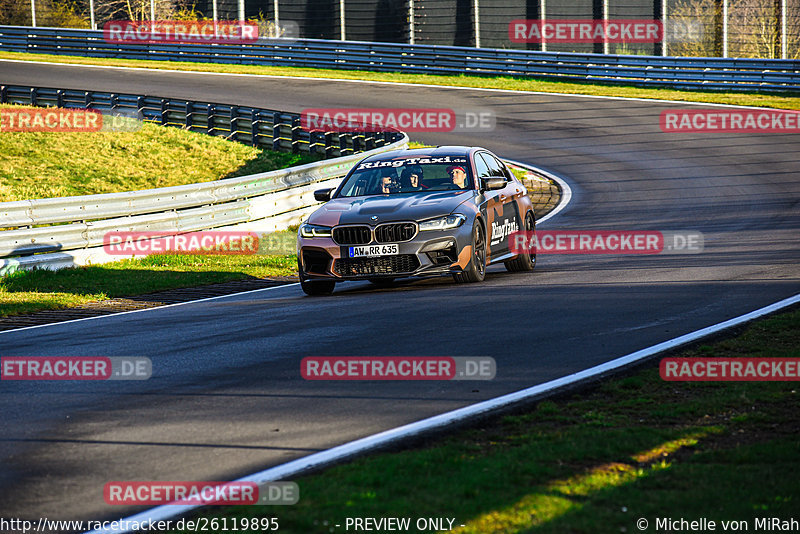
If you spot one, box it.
[1,26,799,91]
[0,84,402,158]
[0,146,408,273]
[0,84,408,273]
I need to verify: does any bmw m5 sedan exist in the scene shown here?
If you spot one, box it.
[297,146,536,295]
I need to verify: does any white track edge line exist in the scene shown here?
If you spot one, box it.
[1,58,793,111]
[86,292,800,534]
[502,158,573,225]
[0,161,570,335]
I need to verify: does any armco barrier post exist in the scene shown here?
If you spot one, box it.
[291,116,300,153]
[185,101,192,129]
[230,106,239,140]
[272,112,281,152]
[251,109,259,147]
[160,99,168,126]
[207,104,215,135]
[325,132,334,158]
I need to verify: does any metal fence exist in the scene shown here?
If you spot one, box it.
[3,0,799,58]
[0,83,404,157]
[1,26,798,91]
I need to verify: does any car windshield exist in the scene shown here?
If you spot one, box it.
[337,156,473,197]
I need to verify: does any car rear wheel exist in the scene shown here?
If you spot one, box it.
[505,211,536,272]
[453,221,486,284]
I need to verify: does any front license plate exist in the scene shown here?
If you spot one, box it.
[348,244,399,258]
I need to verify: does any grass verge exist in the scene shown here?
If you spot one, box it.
[0,100,316,316]
[0,103,319,202]
[173,307,799,533]
[1,51,798,110]
[0,242,297,317]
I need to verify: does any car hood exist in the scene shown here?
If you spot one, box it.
[307,191,474,227]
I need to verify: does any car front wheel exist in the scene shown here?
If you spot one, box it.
[299,258,336,295]
[301,279,336,296]
[453,221,486,284]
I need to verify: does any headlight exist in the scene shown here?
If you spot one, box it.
[299,224,332,238]
[418,214,466,231]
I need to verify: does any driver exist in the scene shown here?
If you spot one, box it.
[400,166,427,191]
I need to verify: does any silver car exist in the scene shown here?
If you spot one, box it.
[296,146,536,295]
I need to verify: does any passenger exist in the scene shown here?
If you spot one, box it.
[447,165,468,189]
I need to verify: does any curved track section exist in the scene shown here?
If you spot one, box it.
[0,61,798,525]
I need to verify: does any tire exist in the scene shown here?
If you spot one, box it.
[298,258,336,296]
[300,279,336,296]
[453,221,487,284]
[504,211,536,273]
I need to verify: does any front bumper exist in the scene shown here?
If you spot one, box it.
[298,223,474,280]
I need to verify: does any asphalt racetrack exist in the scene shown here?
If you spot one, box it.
[1,60,799,525]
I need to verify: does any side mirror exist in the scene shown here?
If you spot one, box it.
[481,177,506,192]
[314,188,335,202]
